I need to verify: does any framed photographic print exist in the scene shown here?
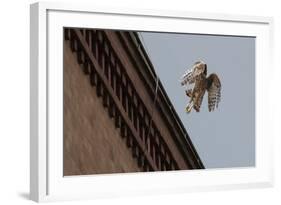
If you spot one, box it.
[30,2,274,202]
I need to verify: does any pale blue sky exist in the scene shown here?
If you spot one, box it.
[139,32,255,169]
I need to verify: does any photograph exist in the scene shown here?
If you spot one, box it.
[63,27,255,176]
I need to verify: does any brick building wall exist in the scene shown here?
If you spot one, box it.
[63,28,204,176]
[64,40,141,175]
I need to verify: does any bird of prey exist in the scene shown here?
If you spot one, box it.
[180,61,221,113]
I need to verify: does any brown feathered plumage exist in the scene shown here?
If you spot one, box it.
[180,61,221,113]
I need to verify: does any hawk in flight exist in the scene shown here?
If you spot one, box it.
[180,61,221,113]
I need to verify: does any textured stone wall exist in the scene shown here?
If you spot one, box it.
[63,40,141,176]
[106,32,190,169]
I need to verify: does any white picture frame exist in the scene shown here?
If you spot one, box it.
[30,1,274,202]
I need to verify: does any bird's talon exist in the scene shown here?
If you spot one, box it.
[185,106,192,113]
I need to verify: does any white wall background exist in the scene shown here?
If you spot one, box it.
[0,0,280,204]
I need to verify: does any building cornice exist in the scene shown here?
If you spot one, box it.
[64,28,204,172]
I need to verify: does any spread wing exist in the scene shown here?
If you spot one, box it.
[180,68,195,86]
[207,73,221,111]
[180,62,206,86]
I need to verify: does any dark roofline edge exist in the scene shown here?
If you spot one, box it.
[127,31,205,169]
